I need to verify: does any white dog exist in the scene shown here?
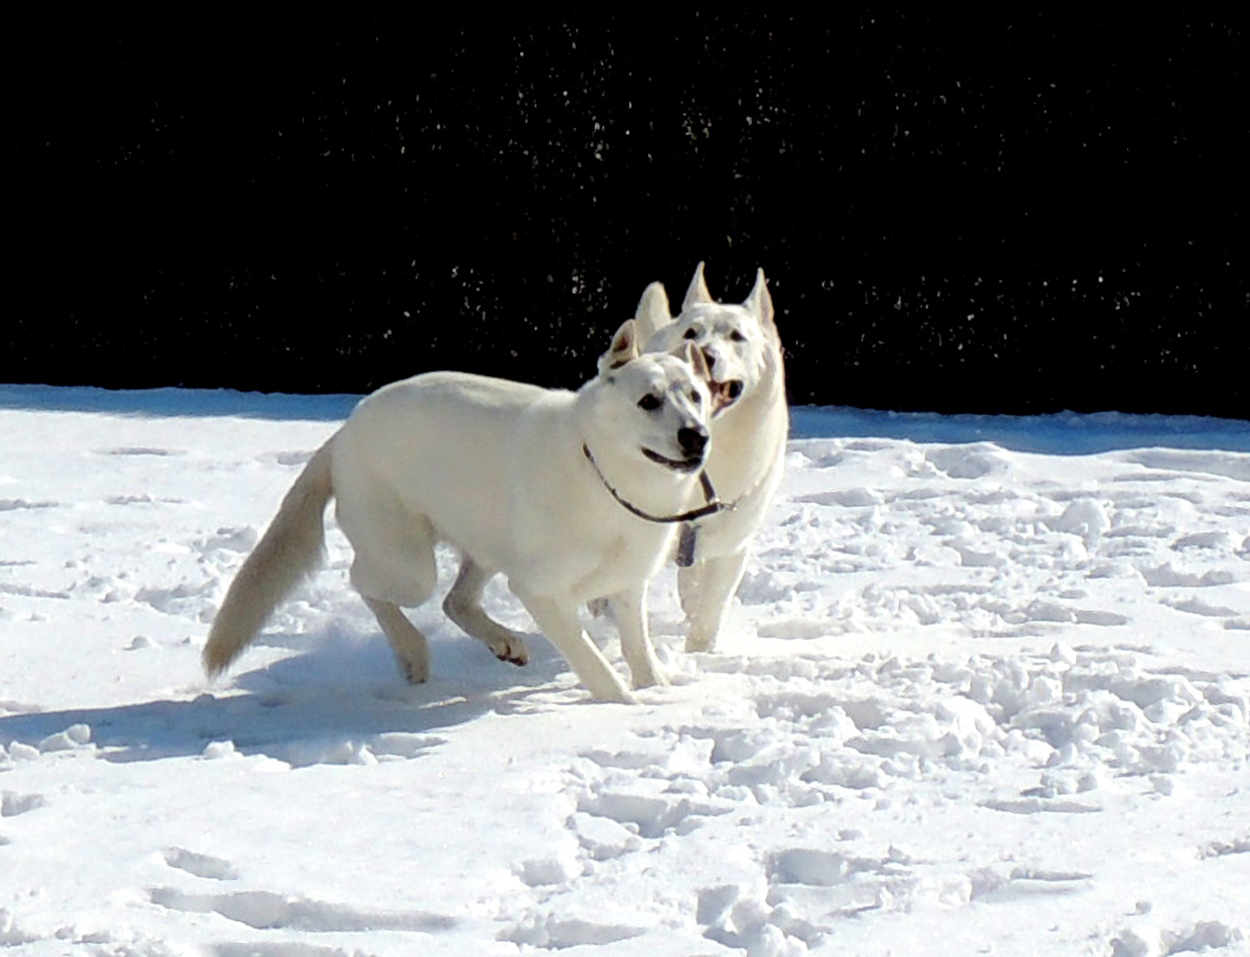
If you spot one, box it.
[631,263,788,652]
[202,321,715,702]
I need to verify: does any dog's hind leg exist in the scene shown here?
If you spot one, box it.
[514,590,634,703]
[336,491,439,683]
[365,598,430,684]
[682,549,750,653]
[443,558,530,666]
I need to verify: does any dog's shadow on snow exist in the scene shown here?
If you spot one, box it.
[0,629,598,767]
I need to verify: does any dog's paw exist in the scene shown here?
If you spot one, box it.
[497,648,529,667]
[494,637,530,667]
[685,633,716,654]
[631,668,669,691]
[398,660,430,685]
[594,685,638,705]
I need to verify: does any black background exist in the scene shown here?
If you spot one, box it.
[7,13,1244,417]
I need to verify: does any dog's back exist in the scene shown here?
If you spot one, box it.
[331,372,578,574]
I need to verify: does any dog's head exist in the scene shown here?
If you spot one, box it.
[629,263,778,416]
[586,319,714,475]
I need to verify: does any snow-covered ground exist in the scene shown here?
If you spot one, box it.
[1,384,1248,957]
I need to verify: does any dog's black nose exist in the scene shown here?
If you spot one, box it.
[678,427,708,457]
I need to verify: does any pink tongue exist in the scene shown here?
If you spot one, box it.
[713,380,740,411]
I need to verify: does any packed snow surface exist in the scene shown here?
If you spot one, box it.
[1,385,1248,956]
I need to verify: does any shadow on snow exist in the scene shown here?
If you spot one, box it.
[0,626,582,767]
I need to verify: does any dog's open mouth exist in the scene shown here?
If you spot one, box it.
[643,448,704,473]
[711,379,745,414]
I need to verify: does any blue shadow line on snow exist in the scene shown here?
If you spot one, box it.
[791,407,1250,455]
[0,384,360,422]
[2,384,1247,454]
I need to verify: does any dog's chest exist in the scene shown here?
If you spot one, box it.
[570,526,672,601]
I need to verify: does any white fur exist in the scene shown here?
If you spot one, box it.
[633,263,788,652]
[202,321,715,702]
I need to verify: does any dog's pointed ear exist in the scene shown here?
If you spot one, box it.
[600,319,640,373]
[634,282,672,341]
[745,267,775,330]
[683,339,712,385]
[682,261,714,312]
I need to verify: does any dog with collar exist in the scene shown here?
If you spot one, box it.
[202,321,716,702]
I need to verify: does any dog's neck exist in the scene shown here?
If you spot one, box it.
[707,353,787,495]
[581,444,728,525]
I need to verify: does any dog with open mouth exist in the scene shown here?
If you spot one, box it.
[202,320,717,702]
[628,262,789,653]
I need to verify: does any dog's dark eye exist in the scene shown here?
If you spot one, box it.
[690,389,702,404]
[683,328,699,340]
[637,394,662,411]
[730,330,746,342]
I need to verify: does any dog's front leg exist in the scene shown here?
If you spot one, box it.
[443,558,530,666]
[608,584,667,690]
[515,590,634,703]
[682,549,750,653]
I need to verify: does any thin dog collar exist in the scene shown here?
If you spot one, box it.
[581,444,731,525]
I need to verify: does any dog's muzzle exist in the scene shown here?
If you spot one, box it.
[711,379,745,414]
[583,442,731,529]
[643,449,704,473]
[678,426,708,457]
[700,348,745,413]
[644,426,708,472]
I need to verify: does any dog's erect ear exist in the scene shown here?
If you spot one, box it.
[634,282,672,341]
[744,267,775,330]
[682,340,712,386]
[682,261,714,312]
[602,319,640,372]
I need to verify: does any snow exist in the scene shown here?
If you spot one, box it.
[1,384,1248,956]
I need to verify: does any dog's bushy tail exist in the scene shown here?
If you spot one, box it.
[202,438,335,678]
